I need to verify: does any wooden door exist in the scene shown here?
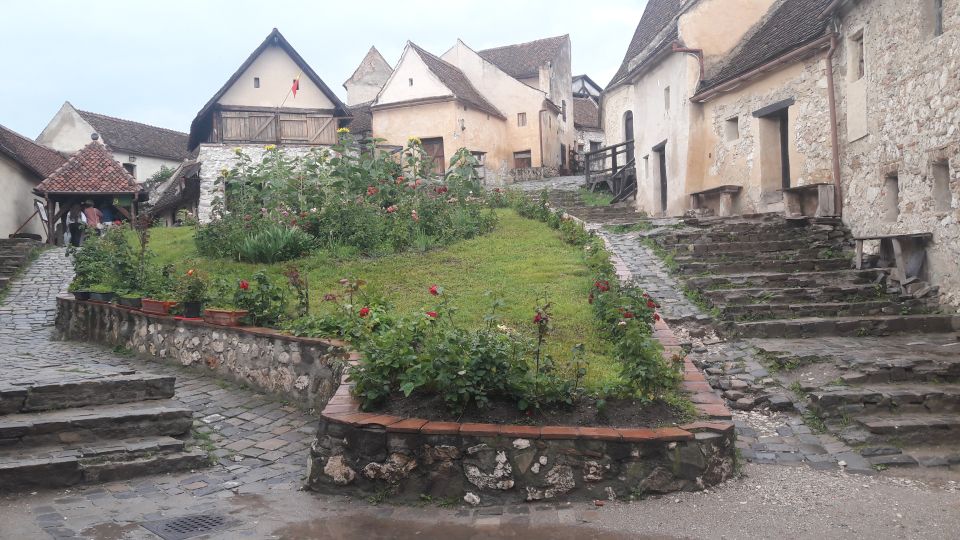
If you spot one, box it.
[421,137,445,175]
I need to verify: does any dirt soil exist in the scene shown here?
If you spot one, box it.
[377,393,686,427]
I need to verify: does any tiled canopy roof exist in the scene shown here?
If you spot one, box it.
[607,0,683,89]
[698,0,833,92]
[76,110,189,161]
[0,124,66,179]
[409,43,505,119]
[35,142,140,194]
[477,35,567,79]
[573,97,601,129]
[346,101,373,134]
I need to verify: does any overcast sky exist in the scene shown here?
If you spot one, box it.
[1,0,647,138]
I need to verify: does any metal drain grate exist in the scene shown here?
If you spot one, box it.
[142,513,237,540]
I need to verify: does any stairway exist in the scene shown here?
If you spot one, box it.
[0,238,42,294]
[546,190,647,226]
[0,369,208,491]
[650,213,960,338]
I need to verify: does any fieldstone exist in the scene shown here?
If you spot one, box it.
[512,438,531,450]
[639,466,685,494]
[767,394,794,411]
[732,397,756,410]
[323,455,356,485]
[525,465,575,501]
[464,451,514,490]
[423,445,460,464]
[860,447,903,457]
[362,453,417,483]
[463,492,480,506]
[582,460,608,482]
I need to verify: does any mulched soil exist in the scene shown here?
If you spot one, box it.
[377,393,685,427]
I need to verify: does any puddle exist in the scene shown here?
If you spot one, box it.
[271,514,670,540]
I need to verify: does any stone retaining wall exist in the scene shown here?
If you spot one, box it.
[306,318,736,505]
[54,297,347,411]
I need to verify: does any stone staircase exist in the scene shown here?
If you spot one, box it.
[651,213,959,338]
[0,370,208,491]
[0,238,42,294]
[546,190,647,226]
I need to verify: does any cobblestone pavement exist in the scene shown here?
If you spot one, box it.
[3,247,959,539]
[505,174,586,192]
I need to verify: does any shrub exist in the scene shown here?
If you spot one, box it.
[175,267,210,303]
[237,224,316,263]
[234,271,289,326]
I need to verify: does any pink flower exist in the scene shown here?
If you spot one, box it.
[386,205,397,213]
[426,311,438,319]
[367,186,379,196]
[411,210,419,222]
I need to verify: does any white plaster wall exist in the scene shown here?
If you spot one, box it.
[0,155,44,237]
[36,103,98,153]
[217,44,336,110]
[836,0,960,308]
[116,153,180,184]
[378,49,450,105]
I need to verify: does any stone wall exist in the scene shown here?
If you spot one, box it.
[54,297,347,410]
[196,144,326,223]
[835,0,960,308]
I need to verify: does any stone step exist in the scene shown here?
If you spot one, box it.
[678,257,851,276]
[704,284,886,305]
[853,413,960,444]
[677,238,811,254]
[0,373,176,415]
[730,314,960,339]
[841,357,960,385]
[0,401,194,447]
[686,268,886,290]
[0,436,208,491]
[810,383,960,417]
[720,299,935,322]
[673,248,841,263]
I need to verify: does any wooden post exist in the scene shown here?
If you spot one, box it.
[854,239,864,270]
[46,197,56,245]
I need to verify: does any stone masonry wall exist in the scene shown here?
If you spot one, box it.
[836,0,960,308]
[196,144,327,223]
[54,297,347,410]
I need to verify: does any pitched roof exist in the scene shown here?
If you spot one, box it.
[573,74,603,95]
[35,142,140,194]
[698,0,834,93]
[344,46,392,87]
[151,160,201,213]
[408,43,505,119]
[477,35,568,79]
[188,28,350,149]
[75,109,189,162]
[0,124,66,179]
[607,0,684,89]
[573,97,601,130]
[346,101,373,134]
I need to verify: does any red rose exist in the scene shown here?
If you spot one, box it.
[114,220,122,225]
[367,186,379,196]
[642,293,649,298]
[647,300,656,309]
[429,285,439,296]
[239,280,249,290]
[426,311,438,318]
[624,312,634,319]
[533,313,544,324]
[359,306,370,318]
[653,313,661,321]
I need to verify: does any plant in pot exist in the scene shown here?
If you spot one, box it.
[142,263,178,315]
[67,236,108,301]
[87,283,116,303]
[175,267,209,319]
[202,278,249,326]
[115,290,145,309]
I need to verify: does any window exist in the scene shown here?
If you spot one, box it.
[884,172,900,222]
[122,163,136,178]
[643,155,650,178]
[253,77,260,88]
[935,0,944,36]
[513,150,532,169]
[724,117,740,141]
[517,112,527,127]
[664,86,671,111]
[561,99,567,121]
[932,160,952,211]
[408,78,414,86]
[589,141,601,152]
[851,32,865,80]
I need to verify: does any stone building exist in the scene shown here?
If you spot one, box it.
[572,96,604,172]
[343,47,393,106]
[825,0,960,306]
[0,124,65,238]
[362,35,574,183]
[36,101,189,184]
[187,28,350,222]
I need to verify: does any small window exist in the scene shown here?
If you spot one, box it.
[932,160,952,211]
[589,141,601,152]
[884,172,900,221]
[561,99,567,121]
[664,86,671,111]
[514,150,532,169]
[122,163,136,178]
[253,77,260,88]
[724,117,740,141]
[851,33,865,80]
[935,0,944,36]
[517,112,527,127]
[408,78,414,86]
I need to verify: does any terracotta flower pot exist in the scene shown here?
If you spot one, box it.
[142,298,177,315]
[203,309,249,326]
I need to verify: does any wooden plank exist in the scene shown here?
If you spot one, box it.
[307,116,335,144]
[855,239,864,270]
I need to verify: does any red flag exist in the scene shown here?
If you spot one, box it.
[291,76,300,98]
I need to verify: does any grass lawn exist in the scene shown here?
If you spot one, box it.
[578,188,614,206]
[148,209,620,388]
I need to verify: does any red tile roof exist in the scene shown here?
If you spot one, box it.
[35,142,140,194]
[0,124,66,179]
[573,97,600,130]
[478,35,568,80]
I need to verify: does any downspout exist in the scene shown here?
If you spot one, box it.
[671,42,704,82]
[538,109,546,167]
[824,33,843,216]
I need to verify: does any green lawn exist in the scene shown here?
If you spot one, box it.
[148,209,618,387]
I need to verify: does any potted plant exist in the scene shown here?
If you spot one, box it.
[202,278,249,326]
[68,281,93,301]
[142,263,178,315]
[116,290,145,309]
[88,283,116,303]
[176,268,209,319]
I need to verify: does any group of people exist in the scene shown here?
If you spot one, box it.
[64,200,122,247]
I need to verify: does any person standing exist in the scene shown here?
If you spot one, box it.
[65,204,87,247]
[83,201,103,236]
